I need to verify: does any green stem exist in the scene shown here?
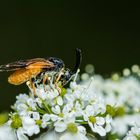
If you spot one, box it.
[36,107,46,114]
[42,100,52,114]
[75,121,88,125]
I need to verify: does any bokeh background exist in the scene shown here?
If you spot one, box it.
[0,0,139,111]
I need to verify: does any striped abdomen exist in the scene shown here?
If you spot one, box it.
[8,68,42,85]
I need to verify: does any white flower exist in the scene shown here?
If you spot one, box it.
[90,117,106,136]
[54,121,67,132]
[42,114,51,122]
[36,87,47,100]
[42,113,51,128]
[14,94,30,116]
[50,114,59,122]
[21,116,40,136]
[62,102,74,114]
[52,105,61,115]
[83,105,109,136]
[54,114,76,133]
[16,94,29,103]
[16,103,29,116]
[27,98,36,110]
[7,71,117,139]
[46,89,59,100]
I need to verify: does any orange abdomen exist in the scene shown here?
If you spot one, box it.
[8,68,42,85]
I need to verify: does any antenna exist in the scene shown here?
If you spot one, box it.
[72,48,82,73]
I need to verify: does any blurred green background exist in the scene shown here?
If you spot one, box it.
[0,0,139,111]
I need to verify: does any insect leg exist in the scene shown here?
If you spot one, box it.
[54,69,64,93]
[55,69,64,83]
[43,74,49,92]
[29,78,37,96]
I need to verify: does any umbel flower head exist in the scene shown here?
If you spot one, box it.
[0,69,113,140]
[81,64,140,139]
[1,64,140,140]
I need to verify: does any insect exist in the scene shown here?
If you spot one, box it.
[0,48,82,93]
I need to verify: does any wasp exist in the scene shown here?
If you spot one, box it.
[0,48,82,93]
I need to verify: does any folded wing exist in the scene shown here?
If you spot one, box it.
[0,58,55,71]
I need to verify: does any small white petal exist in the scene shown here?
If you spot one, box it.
[54,121,67,132]
[105,124,112,132]
[96,117,105,125]
[92,124,106,136]
[32,112,40,120]
[17,104,28,112]
[22,117,35,126]
[88,121,94,130]
[17,128,29,140]
[27,98,36,110]
[36,89,47,100]
[52,105,61,114]
[78,126,87,135]
[34,125,40,134]
[50,114,58,122]
[85,105,94,116]
[105,115,112,123]
[42,114,50,122]
[57,96,63,106]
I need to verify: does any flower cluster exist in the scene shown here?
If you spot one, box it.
[5,79,112,140]
[1,64,140,140]
[81,64,140,139]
